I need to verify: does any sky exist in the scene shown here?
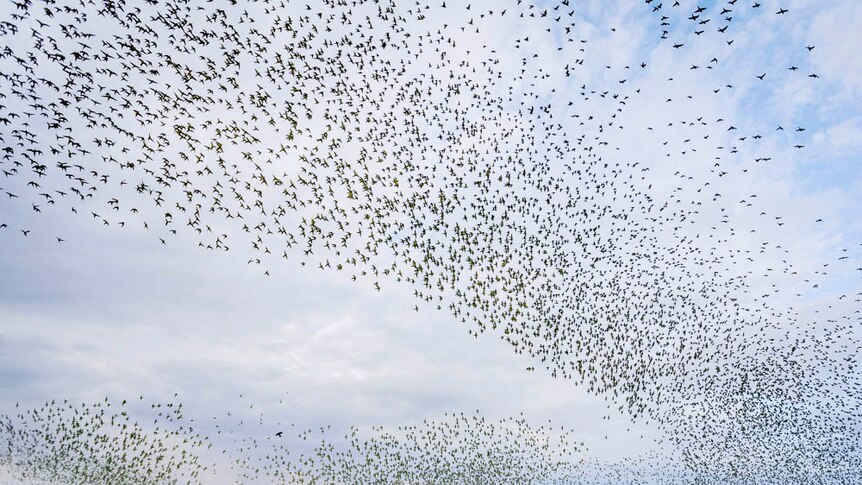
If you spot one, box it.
[0,0,861,483]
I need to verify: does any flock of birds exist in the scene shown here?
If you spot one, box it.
[4,393,852,484]
[0,395,751,484]
[0,397,590,484]
[0,397,210,484]
[0,0,860,482]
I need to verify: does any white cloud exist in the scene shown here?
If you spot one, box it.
[813,116,862,153]
[810,2,862,92]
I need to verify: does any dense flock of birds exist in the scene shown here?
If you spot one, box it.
[0,395,796,484]
[0,397,210,484]
[0,0,860,482]
[4,394,850,484]
[1,397,591,484]
[229,409,587,484]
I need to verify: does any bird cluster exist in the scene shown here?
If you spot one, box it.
[661,352,862,483]
[0,397,211,485]
[229,411,586,484]
[1,398,590,485]
[0,0,859,481]
[8,395,854,484]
